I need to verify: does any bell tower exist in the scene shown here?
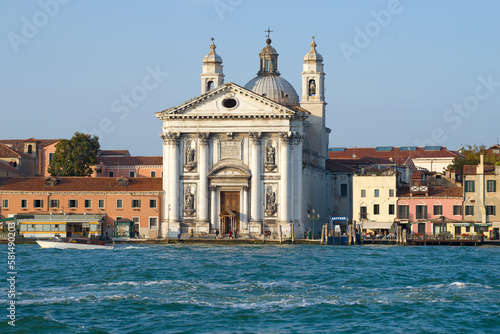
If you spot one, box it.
[300,37,327,162]
[201,38,224,94]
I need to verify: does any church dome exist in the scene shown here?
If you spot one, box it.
[244,36,299,106]
[244,75,299,106]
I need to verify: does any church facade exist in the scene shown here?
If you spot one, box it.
[156,36,335,238]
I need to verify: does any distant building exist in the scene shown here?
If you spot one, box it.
[95,156,162,178]
[329,146,461,173]
[353,167,398,233]
[0,138,58,177]
[0,176,162,239]
[463,156,500,239]
[397,171,464,236]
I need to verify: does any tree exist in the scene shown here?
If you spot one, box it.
[48,132,100,176]
[447,144,499,173]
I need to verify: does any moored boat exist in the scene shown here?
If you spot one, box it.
[36,237,114,250]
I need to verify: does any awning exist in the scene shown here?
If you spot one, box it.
[362,222,394,230]
[452,223,472,227]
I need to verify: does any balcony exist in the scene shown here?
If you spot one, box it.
[416,212,427,220]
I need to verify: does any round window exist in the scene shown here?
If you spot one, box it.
[222,98,237,109]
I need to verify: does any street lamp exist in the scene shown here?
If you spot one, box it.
[308,209,320,239]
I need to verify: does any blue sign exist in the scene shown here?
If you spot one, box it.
[331,216,348,221]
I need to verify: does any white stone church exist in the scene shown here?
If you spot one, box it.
[156,35,337,238]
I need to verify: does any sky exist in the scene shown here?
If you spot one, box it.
[1,0,499,156]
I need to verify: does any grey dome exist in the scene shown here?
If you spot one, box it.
[244,75,299,106]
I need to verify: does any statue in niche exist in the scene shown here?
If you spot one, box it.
[309,80,316,96]
[186,147,195,163]
[264,144,276,172]
[266,145,275,165]
[265,190,276,215]
[185,189,194,210]
[184,146,196,172]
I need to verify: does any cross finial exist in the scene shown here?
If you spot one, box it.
[265,26,273,39]
[211,37,214,42]
[312,35,315,40]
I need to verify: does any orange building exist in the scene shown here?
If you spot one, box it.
[0,176,162,239]
[0,138,59,177]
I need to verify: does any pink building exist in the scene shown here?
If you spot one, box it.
[397,186,463,235]
[96,156,163,178]
[0,138,58,177]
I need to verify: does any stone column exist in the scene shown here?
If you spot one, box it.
[279,132,292,223]
[249,132,262,223]
[242,185,249,231]
[210,185,217,231]
[161,132,180,223]
[198,132,210,223]
[292,134,304,224]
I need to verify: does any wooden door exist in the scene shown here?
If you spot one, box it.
[220,191,240,232]
[220,191,240,213]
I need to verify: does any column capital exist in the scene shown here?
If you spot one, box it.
[279,132,293,144]
[293,133,304,144]
[197,132,211,144]
[243,185,249,191]
[210,185,217,191]
[249,132,263,143]
[161,132,181,145]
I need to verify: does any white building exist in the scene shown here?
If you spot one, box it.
[156,36,333,237]
[353,169,398,232]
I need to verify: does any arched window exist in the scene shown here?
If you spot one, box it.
[207,80,214,91]
[308,79,316,96]
[27,145,33,154]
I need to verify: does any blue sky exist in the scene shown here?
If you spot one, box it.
[1,0,499,156]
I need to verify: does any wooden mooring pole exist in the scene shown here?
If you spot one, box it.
[279,225,282,244]
[291,222,295,244]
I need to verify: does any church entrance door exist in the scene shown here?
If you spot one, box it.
[220,191,240,234]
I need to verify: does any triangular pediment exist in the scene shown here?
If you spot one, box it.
[156,82,309,120]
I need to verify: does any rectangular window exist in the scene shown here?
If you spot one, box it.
[398,205,409,220]
[2,199,8,208]
[465,226,470,233]
[373,204,380,215]
[68,199,78,208]
[149,217,158,228]
[49,152,54,163]
[85,199,92,208]
[50,199,59,208]
[150,171,156,177]
[132,199,141,208]
[433,205,442,216]
[108,171,114,177]
[453,205,462,216]
[486,205,496,216]
[361,189,366,198]
[340,184,348,197]
[360,206,367,220]
[161,171,163,178]
[129,171,136,177]
[487,180,496,192]
[33,199,43,208]
[389,204,395,215]
[98,199,105,209]
[150,199,157,208]
[389,189,395,197]
[374,189,379,197]
[465,180,475,192]
[465,205,474,216]
[116,199,123,208]
[21,199,28,208]
[416,205,427,220]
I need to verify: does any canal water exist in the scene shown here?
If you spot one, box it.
[1,244,499,333]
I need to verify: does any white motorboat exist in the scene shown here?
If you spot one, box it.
[36,238,114,250]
